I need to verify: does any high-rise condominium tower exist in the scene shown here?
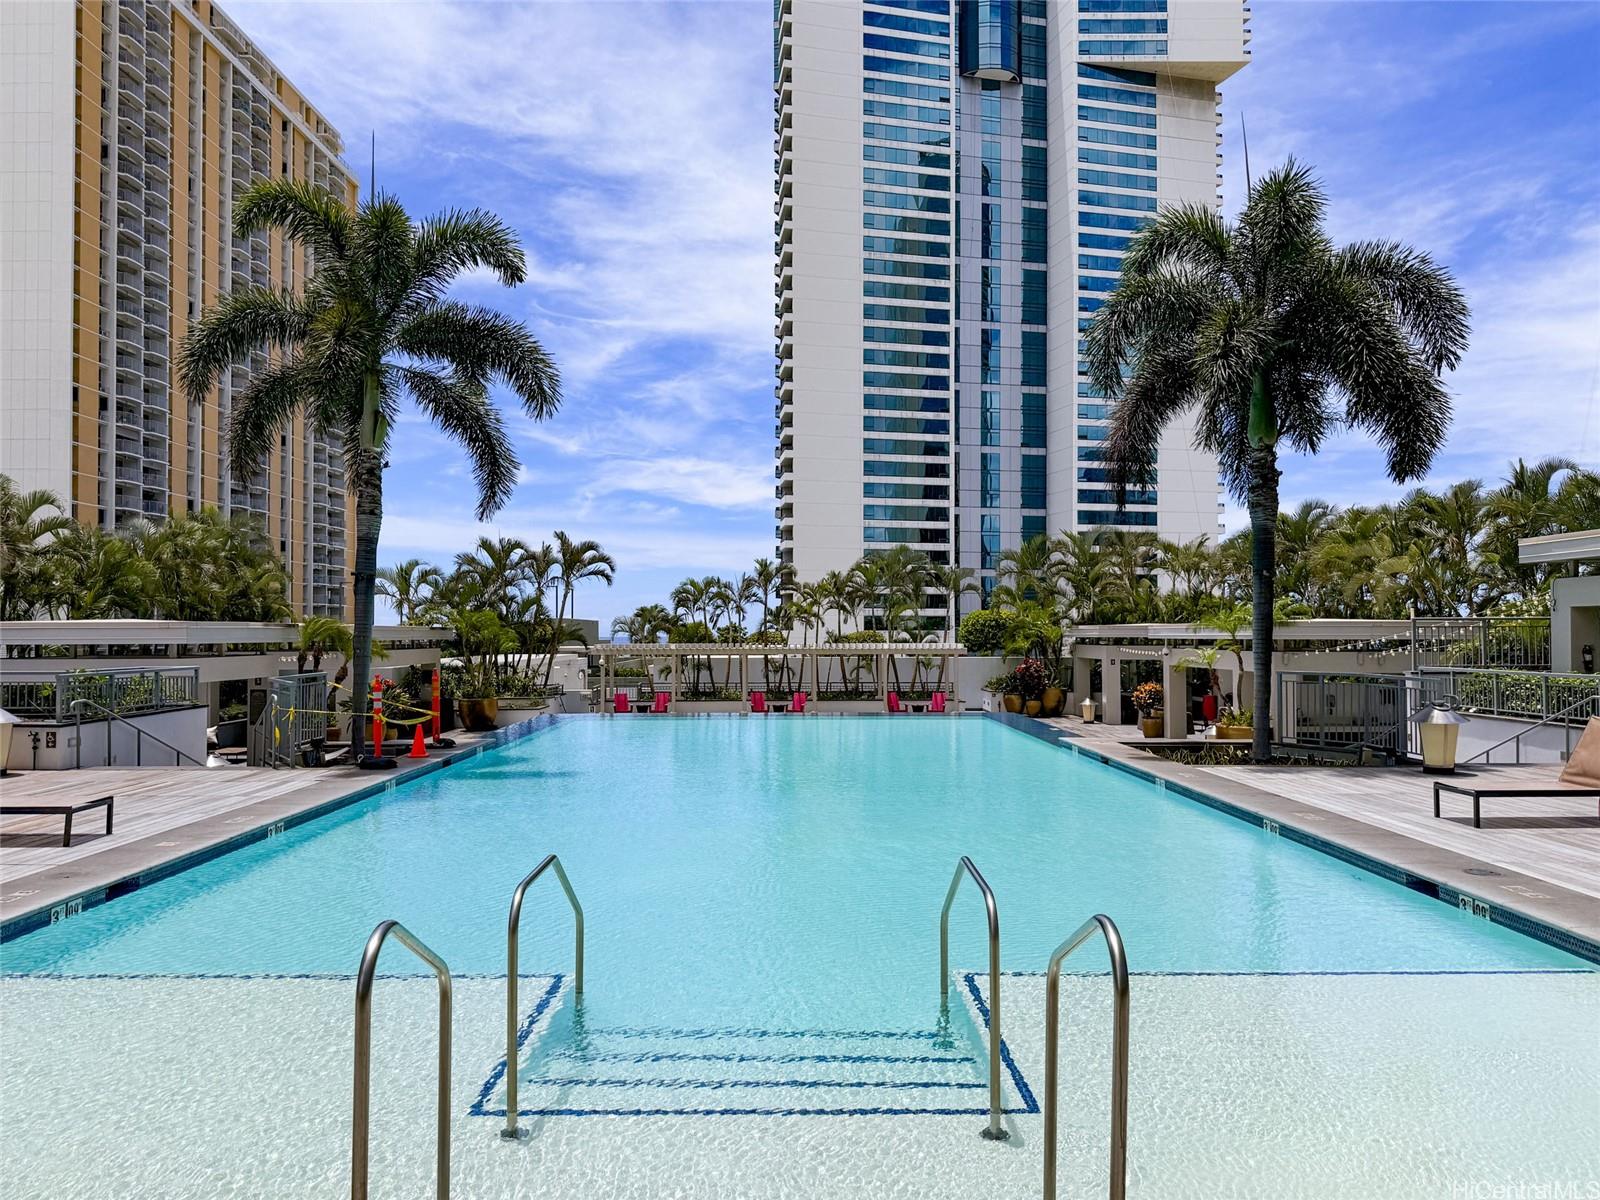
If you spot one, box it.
[1,0,356,616]
[773,0,1249,617]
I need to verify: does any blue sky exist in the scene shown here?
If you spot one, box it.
[232,0,1600,628]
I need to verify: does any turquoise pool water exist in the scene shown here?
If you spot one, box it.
[4,716,1597,1199]
[4,716,1583,1009]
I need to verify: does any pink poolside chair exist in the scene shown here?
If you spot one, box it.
[791,691,807,714]
[613,690,630,714]
[651,692,670,714]
[749,691,768,714]
[930,692,946,714]
[887,692,903,714]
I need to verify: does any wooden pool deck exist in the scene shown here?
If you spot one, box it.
[0,730,499,933]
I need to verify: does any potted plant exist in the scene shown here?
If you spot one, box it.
[1132,681,1164,737]
[1002,658,1046,716]
[456,663,500,732]
[1216,707,1253,741]
[215,701,249,748]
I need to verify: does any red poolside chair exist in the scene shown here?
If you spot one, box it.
[613,690,630,714]
[791,691,807,713]
[887,692,903,714]
[930,692,946,713]
[749,691,768,714]
[651,692,670,714]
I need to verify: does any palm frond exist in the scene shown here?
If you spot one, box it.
[225,358,312,479]
[178,287,314,404]
[1120,203,1233,281]
[411,208,526,299]
[392,365,519,519]
[395,301,561,418]
[232,178,351,261]
[1335,240,1471,372]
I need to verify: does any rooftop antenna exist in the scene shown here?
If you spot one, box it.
[1240,111,1252,191]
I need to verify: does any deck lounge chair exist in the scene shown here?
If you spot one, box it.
[791,691,807,714]
[749,691,768,714]
[887,692,903,714]
[930,692,946,714]
[651,692,670,714]
[1433,717,1600,828]
[613,690,630,714]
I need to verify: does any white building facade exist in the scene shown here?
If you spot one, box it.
[774,0,1249,615]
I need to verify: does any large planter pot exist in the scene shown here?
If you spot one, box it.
[1002,694,1023,714]
[1041,687,1065,718]
[1217,724,1252,741]
[215,719,248,749]
[1023,699,1042,717]
[457,697,499,732]
[1139,714,1164,738]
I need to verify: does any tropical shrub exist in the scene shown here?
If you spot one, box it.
[958,608,1014,655]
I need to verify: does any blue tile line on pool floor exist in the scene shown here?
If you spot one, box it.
[961,972,1041,1114]
[469,972,567,1118]
[467,978,1039,1120]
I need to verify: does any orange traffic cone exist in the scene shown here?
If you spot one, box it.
[408,725,429,759]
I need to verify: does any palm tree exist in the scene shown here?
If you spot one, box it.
[1050,531,1112,625]
[48,525,156,619]
[1086,160,1469,759]
[543,533,614,683]
[295,615,354,675]
[454,535,536,622]
[931,563,978,638]
[749,557,788,635]
[994,535,1055,611]
[0,477,74,620]
[376,558,444,625]
[178,180,560,758]
[611,604,674,645]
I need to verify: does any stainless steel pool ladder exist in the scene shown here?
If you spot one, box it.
[1042,914,1129,1200]
[351,920,453,1200]
[502,854,585,1141]
[939,855,1007,1140]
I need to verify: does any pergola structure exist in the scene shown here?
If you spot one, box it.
[590,642,966,711]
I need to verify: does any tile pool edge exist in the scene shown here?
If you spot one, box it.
[987,712,1600,966]
[0,715,561,943]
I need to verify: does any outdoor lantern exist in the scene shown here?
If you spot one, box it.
[0,708,19,777]
[1081,697,1096,722]
[1409,696,1469,775]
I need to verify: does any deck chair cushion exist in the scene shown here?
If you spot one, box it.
[1559,717,1600,789]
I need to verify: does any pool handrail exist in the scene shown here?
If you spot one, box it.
[351,919,453,1200]
[502,853,585,1140]
[1042,913,1129,1200]
[938,854,1007,1140]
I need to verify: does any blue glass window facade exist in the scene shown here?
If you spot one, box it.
[859,13,956,562]
[957,0,1022,82]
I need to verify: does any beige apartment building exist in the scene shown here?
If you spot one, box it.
[1,0,356,616]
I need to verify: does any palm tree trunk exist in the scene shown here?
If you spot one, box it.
[348,370,386,760]
[1247,445,1280,763]
[349,484,382,758]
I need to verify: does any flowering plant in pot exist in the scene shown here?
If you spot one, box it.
[1003,657,1048,715]
[1132,681,1164,737]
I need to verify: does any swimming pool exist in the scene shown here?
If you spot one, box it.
[2,716,1596,1198]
